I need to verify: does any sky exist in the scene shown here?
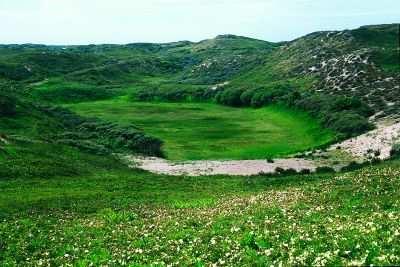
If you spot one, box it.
[1,0,399,45]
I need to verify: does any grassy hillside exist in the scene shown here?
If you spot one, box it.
[1,143,399,265]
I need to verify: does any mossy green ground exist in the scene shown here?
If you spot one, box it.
[66,98,334,160]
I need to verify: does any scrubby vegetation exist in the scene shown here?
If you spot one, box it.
[213,86,374,137]
[131,83,211,102]
[0,94,17,116]
[391,143,400,159]
[32,80,119,103]
[41,105,163,156]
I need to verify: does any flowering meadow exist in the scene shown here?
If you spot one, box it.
[1,159,399,266]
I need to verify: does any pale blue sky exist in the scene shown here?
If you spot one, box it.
[1,0,399,44]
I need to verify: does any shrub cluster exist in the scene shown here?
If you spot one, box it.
[315,166,336,173]
[293,94,374,138]
[0,94,17,116]
[33,85,117,103]
[40,105,163,157]
[340,159,382,172]
[132,85,213,103]
[216,83,290,107]
[390,143,400,159]
[213,84,373,138]
[0,63,33,81]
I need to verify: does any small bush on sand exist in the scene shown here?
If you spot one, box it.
[390,143,400,159]
[315,166,335,173]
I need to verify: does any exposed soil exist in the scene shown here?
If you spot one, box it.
[123,156,317,176]
[330,121,400,160]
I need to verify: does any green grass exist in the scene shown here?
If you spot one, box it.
[65,98,334,160]
[1,140,399,265]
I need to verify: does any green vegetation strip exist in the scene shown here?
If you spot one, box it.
[66,98,334,160]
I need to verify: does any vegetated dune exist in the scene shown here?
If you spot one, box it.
[331,120,400,160]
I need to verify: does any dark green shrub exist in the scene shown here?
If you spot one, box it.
[240,88,257,105]
[275,167,298,176]
[293,94,373,137]
[327,96,374,116]
[341,161,372,172]
[250,90,272,107]
[33,86,116,103]
[41,105,164,157]
[315,166,335,173]
[299,169,311,175]
[0,64,33,81]
[216,88,245,107]
[324,111,373,137]
[132,85,210,103]
[280,168,299,175]
[0,95,17,116]
[57,139,109,155]
[390,143,400,159]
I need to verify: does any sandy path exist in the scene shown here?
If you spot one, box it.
[123,156,317,176]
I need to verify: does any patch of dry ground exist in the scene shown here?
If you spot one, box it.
[124,156,317,176]
[330,121,400,160]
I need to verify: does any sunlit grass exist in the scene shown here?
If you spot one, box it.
[66,98,334,160]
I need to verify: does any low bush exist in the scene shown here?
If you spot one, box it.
[315,166,336,173]
[33,85,116,103]
[0,63,33,81]
[340,160,381,172]
[0,94,17,116]
[216,88,245,107]
[41,105,164,157]
[390,143,400,159]
[132,84,212,103]
[323,111,373,137]
[274,167,299,176]
[299,169,311,175]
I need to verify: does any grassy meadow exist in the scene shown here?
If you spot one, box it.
[1,140,399,265]
[65,98,334,160]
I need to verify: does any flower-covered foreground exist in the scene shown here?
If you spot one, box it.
[1,159,399,266]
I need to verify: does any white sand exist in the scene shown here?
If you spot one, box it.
[330,121,400,160]
[123,156,317,176]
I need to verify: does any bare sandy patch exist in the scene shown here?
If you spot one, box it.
[330,121,400,160]
[123,156,317,176]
